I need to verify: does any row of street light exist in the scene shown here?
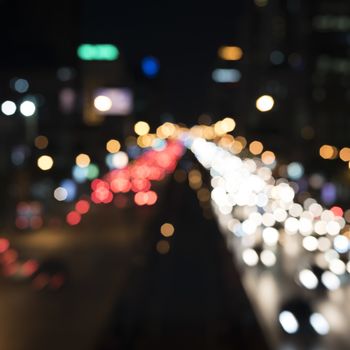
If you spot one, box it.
[1,99,36,117]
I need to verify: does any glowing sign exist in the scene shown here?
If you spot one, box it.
[93,88,133,116]
[77,44,119,61]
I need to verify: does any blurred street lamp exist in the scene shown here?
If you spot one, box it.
[106,139,121,153]
[76,153,91,168]
[256,95,274,112]
[134,121,150,136]
[37,155,53,171]
[218,46,243,61]
[212,68,241,83]
[20,100,36,117]
[14,78,29,93]
[1,100,16,116]
[94,95,112,112]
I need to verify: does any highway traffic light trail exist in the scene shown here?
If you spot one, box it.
[2,117,350,348]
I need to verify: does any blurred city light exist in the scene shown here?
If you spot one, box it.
[222,117,236,132]
[106,139,121,153]
[156,240,170,254]
[321,271,340,290]
[218,46,243,61]
[56,67,75,81]
[321,183,337,205]
[37,155,53,171]
[279,311,299,334]
[76,153,91,168]
[87,164,99,180]
[299,269,318,289]
[242,249,259,266]
[3,3,350,348]
[319,145,337,159]
[75,200,90,214]
[54,187,68,201]
[249,140,264,155]
[261,150,275,165]
[160,223,175,237]
[212,68,241,83]
[14,78,29,93]
[34,135,49,150]
[339,147,350,161]
[19,100,36,117]
[270,50,285,65]
[310,313,330,335]
[287,162,304,180]
[93,88,133,115]
[60,179,77,202]
[134,191,157,206]
[11,145,29,166]
[112,151,129,169]
[256,95,275,112]
[134,121,150,136]
[73,165,88,183]
[141,56,160,77]
[77,44,119,61]
[1,100,16,115]
[94,95,112,112]
[59,88,76,114]
[260,250,276,266]
[66,211,81,225]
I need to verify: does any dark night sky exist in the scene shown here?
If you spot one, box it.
[0,0,245,118]
[81,1,245,117]
[81,1,244,47]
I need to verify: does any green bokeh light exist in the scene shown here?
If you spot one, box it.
[87,164,99,180]
[77,44,119,61]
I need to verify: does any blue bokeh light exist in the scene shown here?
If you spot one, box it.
[60,179,77,202]
[141,56,160,77]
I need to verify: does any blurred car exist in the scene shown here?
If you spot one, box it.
[279,297,330,336]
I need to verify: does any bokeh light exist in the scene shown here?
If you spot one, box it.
[218,46,243,61]
[287,162,304,180]
[19,100,36,116]
[156,240,170,254]
[34,135,48,150]
[249,140,264,155]
[134,121,150,136]
[112,151,129,168]
[75,200,90,214]
[1,100,16,116]
[77,44,119,61]
[106,139,121,153]
[141,56,160,77]
[261,151,275,165]
[76,153,91,168]
[256,95,275,112]
[160,223,175,237]
[54,187,68,201]
[94,95,112,112]
[66,211,81,226]
[60,179,77,202]
[319,145,337,160]
[14,78,29,93]
[339,147,350,162]
[37,155,53,170]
